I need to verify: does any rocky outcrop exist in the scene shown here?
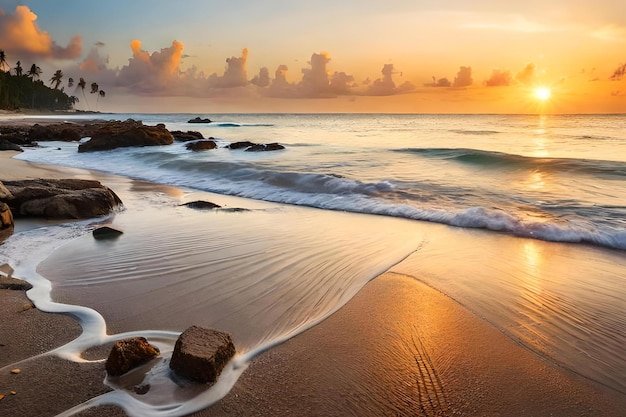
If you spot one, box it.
[105,337,160,377]
[185,140,217,151]
[0,202,14,243]
[171,130,204,142]
[2,179,122,219]
[188,117,212,124]
[227,141,285,152]
[227,141,256,150]
[169,325,236,384]
[78,119,174,152]
[28,123,82,142]
[246,143,285,152]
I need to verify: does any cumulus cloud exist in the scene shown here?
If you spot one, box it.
[116,39,184,92]
[207,48,249,88]
[79,42,110,73]
[366,64,415,95]
[485,69,512,86]
[453,66,473,87]
[251,67,270,87]
[424,76,452,87]
[0,5,81,60]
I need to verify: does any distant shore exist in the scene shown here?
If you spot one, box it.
[1,144,626,416]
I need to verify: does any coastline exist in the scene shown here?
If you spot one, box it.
[1,151,625,416]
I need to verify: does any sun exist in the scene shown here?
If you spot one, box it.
[534,87,552,102]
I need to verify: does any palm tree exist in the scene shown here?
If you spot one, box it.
[77,77,89,110]
[67,77,74,88]
[90,82,99,94]
[0,50,8,72]
[99,90,106,99]
[14,61,23,77]
[27,64,42,81]
[50,70,63,89]
[97,89,106,111]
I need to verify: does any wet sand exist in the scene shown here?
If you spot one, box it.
[1,151,625,416]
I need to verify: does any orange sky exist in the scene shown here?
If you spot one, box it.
[1,1,625,113]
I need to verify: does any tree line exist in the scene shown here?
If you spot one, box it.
[0,49,106,112]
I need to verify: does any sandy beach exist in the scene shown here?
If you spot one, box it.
[1,148,626,416]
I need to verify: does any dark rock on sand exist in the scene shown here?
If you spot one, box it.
[171,130,204,142]
[0,202,14,243]
[169,325,236,384]
[78,119,174,152]
[93,225,124,239]
[2,179,122,219]
[246,143,285,152]
[0,138,22,151]
[185,140,217,151]
[181,200,222,210]
[188,117,212,124]
[0,275,33,291]
[105,337,160,377]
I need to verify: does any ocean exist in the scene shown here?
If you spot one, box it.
[3,113,625,415]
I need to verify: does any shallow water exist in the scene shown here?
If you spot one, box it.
[2,113,625,414]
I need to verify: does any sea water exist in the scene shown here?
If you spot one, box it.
[3,113,626,414]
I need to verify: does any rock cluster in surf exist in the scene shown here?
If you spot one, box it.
[105,337,161,377]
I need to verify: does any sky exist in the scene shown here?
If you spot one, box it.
[1,0,625,114]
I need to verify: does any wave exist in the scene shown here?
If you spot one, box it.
[395,148,626,177]
[211,122,274,127]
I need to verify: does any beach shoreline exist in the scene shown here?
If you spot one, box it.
[1,148,625,416]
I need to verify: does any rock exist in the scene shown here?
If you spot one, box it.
[0,202,14,243]
[28,123,81,142]
[10,369,20,374]
[185,140,217,151]
[2,179,123,219]
[188,117,212,124]
[93,225,124,239]
[245,143,285,152]
[78,119,174,152]
[169,325,236,384]
[227,141,256,150]
[0,276,32,291]
[181,201,221,210]
[171,130,204,142]
[105,337,160,377]
[0,138,23,151]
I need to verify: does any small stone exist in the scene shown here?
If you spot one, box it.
[0,394,4,401]
[93,226,124,239]
[10,369,20,374]
[105,337,160,376]
[181,201,221,210]
[10,391,16,395]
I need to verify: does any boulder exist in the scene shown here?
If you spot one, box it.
[2,179,122,219]
[181,200,221,210]
[105,337,160,377]
[0,181,13,200]
[0,202,14,243]
[245,143,285,152]
[188,117,212,124]
[169,325,236,384]
[78,119,174,152]
[185,140,217,151]
[93,225,124,239]
[171,130,204,142]
[227,141,256,150]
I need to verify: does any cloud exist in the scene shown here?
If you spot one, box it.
[515,63,536,84]
[79,43,110,73]
[610,63,626,81]
[592,24,626,43]
[207,48,249,88]
[251,67,271,87]
[453,66,473,87]
[0,5,82,60]
[116,39,184,93]
[485,69,512,86]
[366,64,415,95]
